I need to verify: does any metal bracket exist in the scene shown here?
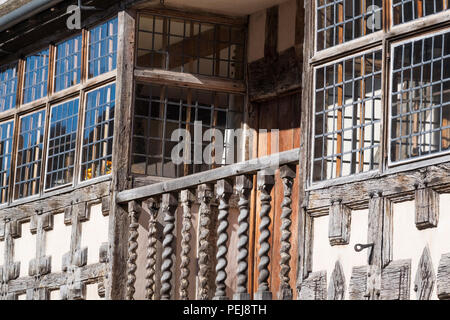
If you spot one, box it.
[354,243,374,264]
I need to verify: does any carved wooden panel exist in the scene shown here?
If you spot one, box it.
[437,253,450,299]
[380,259,411,300]
[328,261,346,300]
[328,201,351,246]
[415,188,439,230]
[414,246,435,300]
[298,270,327,300]
[348,266,368,300]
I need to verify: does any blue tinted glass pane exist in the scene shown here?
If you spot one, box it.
[23,49,49,104]
[14,110,46,199]
[45,99,79,189]
[55,35,82,92]
[0,120,14,203]
[88,17,118,78]
[0,64,18,112]
[81,83,115,180]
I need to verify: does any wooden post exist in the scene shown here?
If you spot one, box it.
[213,179,233,300]
[233,175,253,300]
[160,193,178,300]
[255,170,275,300]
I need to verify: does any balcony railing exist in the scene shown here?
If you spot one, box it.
[116,148,300,300]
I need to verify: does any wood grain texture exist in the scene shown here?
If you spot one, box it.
[380,259,411,300]
[415,188,439,230]
[437,253,450,300]
[328,201,351,246]
[298,270,327,300]
[414,246,435,300]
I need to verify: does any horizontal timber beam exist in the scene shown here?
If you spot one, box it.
[116,148,300,203]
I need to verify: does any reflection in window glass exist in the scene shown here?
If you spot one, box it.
[390,31,450,162]
[54,35,82,92]
[0,121,13,203]
[392,0,449,25]
[316,0,383,51]
[15,110,46,199]
[23,49,49,104]
[88,17,118,78]
[313,49,382,181]
[137,15,245,80]
[132,84,244,177]
[81,83,115,181]
[0,63,18,112]
[46,99,79,189]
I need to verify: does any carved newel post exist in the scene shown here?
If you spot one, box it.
[126,201,140,300]
[179,189,195,300]
[278,165,295,300]
[197,184,214,300]
[144,198,159,300]
[213,179,233,300]
[160,193,178,300]
[255,170,275,300]
[233,175,253,300]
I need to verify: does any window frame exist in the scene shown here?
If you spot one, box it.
[387,26,450,167]
[53,34,84,94]
[390,0,449,29]
[308,0,450,188]
[43,96,82,192]
[78,81,116,185]
[87,17,119,80]
[131,9,248,182]
[310,45,385,183]
[13,108,47,201]
[0,15,118,206]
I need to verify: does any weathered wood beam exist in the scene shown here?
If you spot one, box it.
[134,68,245,94]
[117,148,299,203]
[328,201,351,246]
[415,187,439,230]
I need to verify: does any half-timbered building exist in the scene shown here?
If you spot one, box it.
[0,0,448,300]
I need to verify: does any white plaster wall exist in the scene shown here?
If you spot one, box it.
[14,222,36,277]
[45,213,71,272]
[49,289,60,300]
[80,203,109,265]
[17,293,26,300]
[86,283,103,300]
[247,9,266,63]
[392,195,450,300]
[312,209,369,299]
[277,0,296,53]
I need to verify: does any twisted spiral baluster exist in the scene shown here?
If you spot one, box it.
[160,193,177,300]
[214,179,233,300]
[255,170,275,300]
[145,198,159,300]
[197,184,213,300]
[233,175,253,300]
[179,190,194,300]
[278,165,296,300]
[126,201,140,300]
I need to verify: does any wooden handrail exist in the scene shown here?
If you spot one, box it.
[116,148,300,204]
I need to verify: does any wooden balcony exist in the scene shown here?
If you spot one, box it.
[116,148,300,300]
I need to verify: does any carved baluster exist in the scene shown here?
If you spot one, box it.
[197,184,214,300]
[160,193,178,300]
[126,201,140,300]
[179,190,195,300]
[214,179,233,300]
[256,170,275,300]
[233,175,253,300]
[278,165,295,300]
[144,198,159,300]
